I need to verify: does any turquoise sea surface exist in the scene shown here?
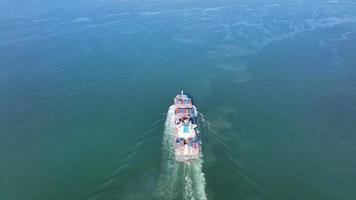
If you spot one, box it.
[1,0,356,199]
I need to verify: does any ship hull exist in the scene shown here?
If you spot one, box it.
[172,92,201,162]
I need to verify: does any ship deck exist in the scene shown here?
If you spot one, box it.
[175,146,199,162]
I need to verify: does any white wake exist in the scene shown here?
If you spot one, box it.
[157,106,207,200]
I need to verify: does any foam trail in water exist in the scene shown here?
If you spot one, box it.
[157,106,179,200]
[184,163,194,200]
[184,159,207,200]
[157,106,207,200]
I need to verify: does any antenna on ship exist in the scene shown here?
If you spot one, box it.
[181,90,184,96]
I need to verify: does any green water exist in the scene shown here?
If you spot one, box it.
[1,0,356,199]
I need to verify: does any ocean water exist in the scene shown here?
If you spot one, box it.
[1,0,356,199]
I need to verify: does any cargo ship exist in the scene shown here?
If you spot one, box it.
[173,91,201,162]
